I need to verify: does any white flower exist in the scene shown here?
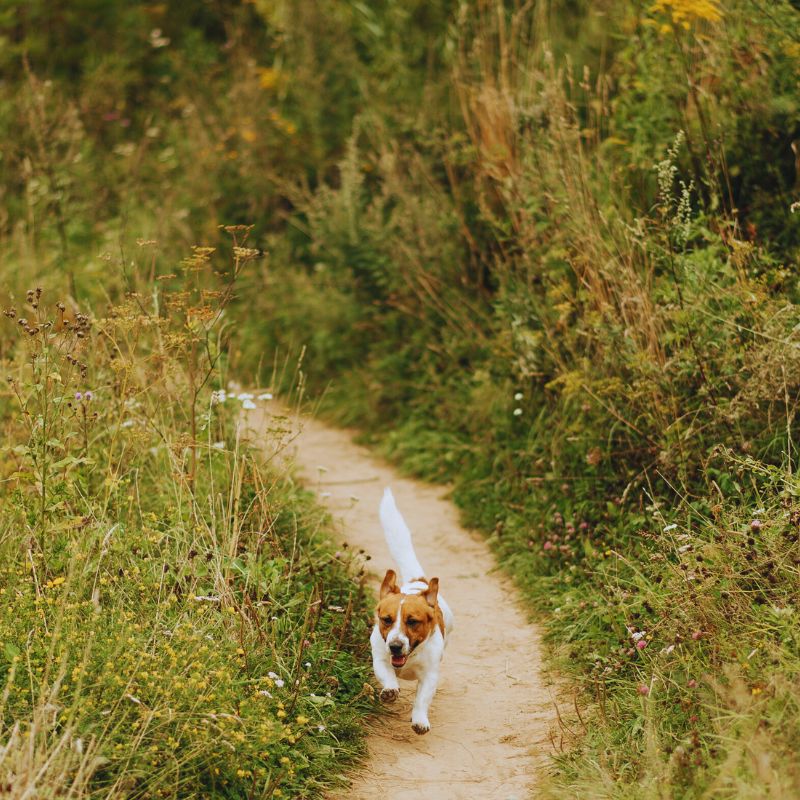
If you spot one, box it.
[514,392,523,400]
[211,441,225,450]
[631,630,646,642]
[257,689,272,698]
[241,399,256,410]
[211,390,227,405]
[663,523,678,532]
[121,419,135,428]
[237,392,255,400]
[317,725,326,732]
[274,679,285,688]
[257,392,274,401]
[268,672,279,680]
[513,408,523,416]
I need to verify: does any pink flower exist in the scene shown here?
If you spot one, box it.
[691,630,703,641]
[637,684,650,696]
[543,541,554,551]
[687,679,697,688]
[636,640,647,650]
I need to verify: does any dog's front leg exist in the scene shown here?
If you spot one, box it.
[410,668,439,734]
[370,625,400,703]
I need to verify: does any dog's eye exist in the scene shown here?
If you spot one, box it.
[406,618,419,627]
[381,616,393,625]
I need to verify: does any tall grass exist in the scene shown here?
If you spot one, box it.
[0,242,374,798]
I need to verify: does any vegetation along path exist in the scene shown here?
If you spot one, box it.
[249,404,556,800]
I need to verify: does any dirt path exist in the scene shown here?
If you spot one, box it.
[248,406,556,800]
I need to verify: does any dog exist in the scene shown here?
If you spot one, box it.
[370,488,454,735]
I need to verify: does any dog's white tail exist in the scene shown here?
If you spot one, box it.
[380,488,425,584]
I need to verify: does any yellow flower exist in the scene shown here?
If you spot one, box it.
[257,67,280,90]
[296,715,309,725]
[649,0,722,27]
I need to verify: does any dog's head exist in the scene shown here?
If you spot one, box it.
[375,569,440,668]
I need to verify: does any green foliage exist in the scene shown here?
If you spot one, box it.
[0,247,374,798]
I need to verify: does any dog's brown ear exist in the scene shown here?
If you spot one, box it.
[423,577,439,607]
[380,569,399,599]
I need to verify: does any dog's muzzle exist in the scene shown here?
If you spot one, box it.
[389,642,407,668]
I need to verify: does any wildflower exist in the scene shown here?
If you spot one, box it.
[237,393,254,400]
[691,630,703,640]
[513,408,523,416]
[149,28,170,48]
[212,441,225,450]
[750,519,762,532]
[257,392,273,400]
[274,679,285,688]
[636,640,647,650]
[75,392,83,401]
[663,524,677,532]
[317,724,326,732]
[85,390,93,401]
[637,684,650,696]
[268,672,279,679]
[543,541,554,551]
[296,715,309,725]
[514,392,523,401]
[687,679,697,688]
[242,399,256,410]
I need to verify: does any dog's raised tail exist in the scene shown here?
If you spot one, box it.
[379,488,425,584]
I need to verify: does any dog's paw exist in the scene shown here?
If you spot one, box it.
[380,688,399,704]
[411,720,430,735]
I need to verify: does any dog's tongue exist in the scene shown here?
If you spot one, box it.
[391,654,407,668]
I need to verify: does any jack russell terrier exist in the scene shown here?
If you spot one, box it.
[371,488,454,734]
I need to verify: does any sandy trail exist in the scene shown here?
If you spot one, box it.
[248,406,556,800]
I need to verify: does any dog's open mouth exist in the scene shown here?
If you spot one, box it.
[391,654,407,668]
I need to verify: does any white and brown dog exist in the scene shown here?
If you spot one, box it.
[371,488,454,735]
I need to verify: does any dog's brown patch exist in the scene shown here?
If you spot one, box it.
[376,570,445,648]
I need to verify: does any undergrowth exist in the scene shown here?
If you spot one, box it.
[0,242,374,799]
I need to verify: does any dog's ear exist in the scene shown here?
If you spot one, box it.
[380,569,399,599]
[423,577,439,608]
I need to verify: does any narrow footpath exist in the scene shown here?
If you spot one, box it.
[248,405,557,800]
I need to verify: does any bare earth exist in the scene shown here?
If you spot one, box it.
[248,406,556,800]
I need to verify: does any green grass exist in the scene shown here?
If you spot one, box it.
[0,252,375,799]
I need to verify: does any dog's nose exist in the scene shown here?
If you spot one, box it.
[389,642,403,655]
